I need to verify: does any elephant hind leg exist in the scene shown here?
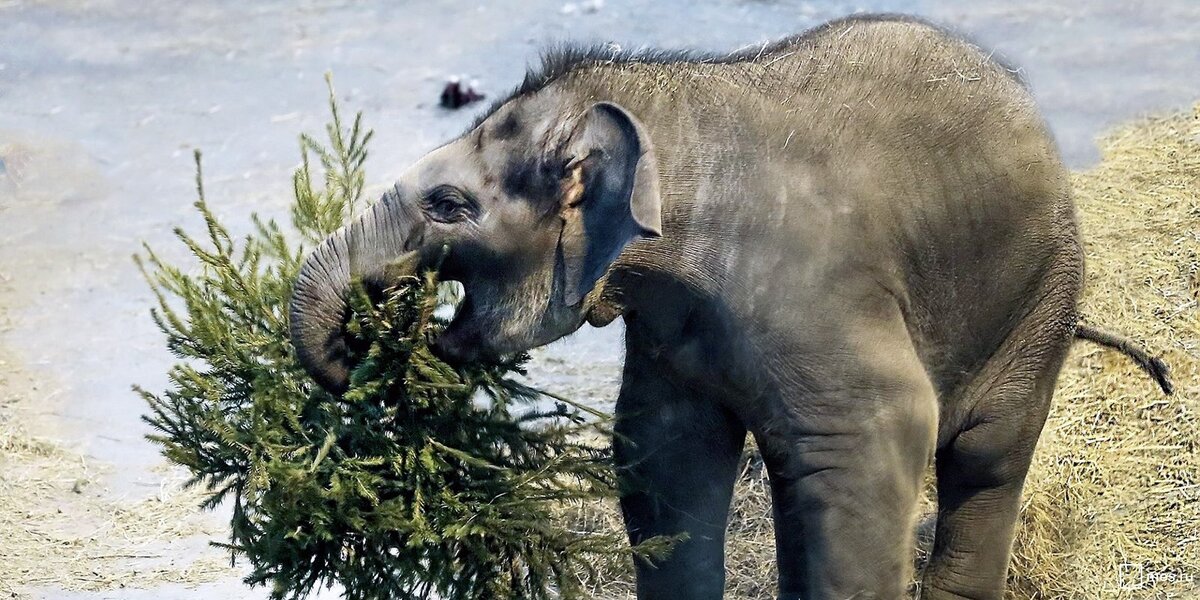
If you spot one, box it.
[921,265,1081,599]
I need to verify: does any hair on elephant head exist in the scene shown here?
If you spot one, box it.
[289,96,661,393]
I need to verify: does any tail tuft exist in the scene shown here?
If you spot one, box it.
[1075,324,1174,396]
[1147,356,1175,396]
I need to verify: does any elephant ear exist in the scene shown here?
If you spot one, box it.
[556,102,662,307]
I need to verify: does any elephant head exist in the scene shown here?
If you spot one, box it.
[289,97,662,393]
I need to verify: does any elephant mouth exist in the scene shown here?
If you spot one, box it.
[431,291,488,364]
[432,279,466,323]
[430,284,517,365]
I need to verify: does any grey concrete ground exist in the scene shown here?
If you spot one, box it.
[1,0,1197,597]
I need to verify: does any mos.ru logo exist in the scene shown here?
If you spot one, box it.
[1117,563,1191,590]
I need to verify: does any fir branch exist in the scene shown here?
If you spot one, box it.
[136,77,646,600]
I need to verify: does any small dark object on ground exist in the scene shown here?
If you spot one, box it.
[439,77,485,109]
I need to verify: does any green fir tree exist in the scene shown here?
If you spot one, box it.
[134,77,657,600]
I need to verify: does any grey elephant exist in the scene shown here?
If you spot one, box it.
[289,14,1173,600]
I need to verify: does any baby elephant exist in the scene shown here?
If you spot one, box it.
[289,13,1171,600]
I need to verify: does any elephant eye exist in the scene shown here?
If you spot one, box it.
[422,186,474,223]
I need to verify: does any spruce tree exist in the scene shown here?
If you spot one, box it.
[135,77,654,600]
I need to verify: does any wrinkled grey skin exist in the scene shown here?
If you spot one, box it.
[290,15,1085,600]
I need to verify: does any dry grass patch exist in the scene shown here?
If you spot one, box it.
[0,341,235,597]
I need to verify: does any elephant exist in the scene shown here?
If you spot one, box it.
[289,14,1172,600]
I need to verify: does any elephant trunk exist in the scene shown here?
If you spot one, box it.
[289,192,417,393]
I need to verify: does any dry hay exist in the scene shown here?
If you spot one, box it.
[559,104,1200,599]
[0,329,236,597]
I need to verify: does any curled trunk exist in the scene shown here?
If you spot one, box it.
[289,195,416,393]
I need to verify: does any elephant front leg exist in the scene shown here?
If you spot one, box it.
[615,357,747,600]
[756,360,938,599]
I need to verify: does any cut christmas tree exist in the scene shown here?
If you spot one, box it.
[135,77,658,600]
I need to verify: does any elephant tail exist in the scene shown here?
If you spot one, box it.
[1074,324,1174,396]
